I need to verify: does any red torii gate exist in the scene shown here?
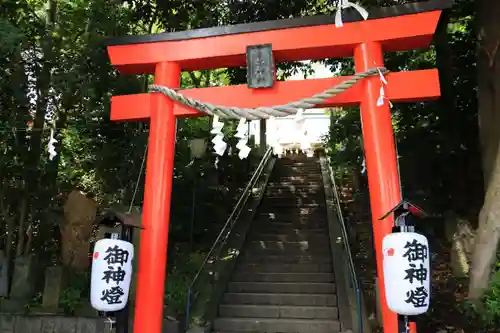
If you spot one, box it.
[106,1,450,333]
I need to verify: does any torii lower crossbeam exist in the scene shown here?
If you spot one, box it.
[110,69,439,120]
[106,2,450,333]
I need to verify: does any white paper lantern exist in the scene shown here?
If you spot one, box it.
[382,232,430,315]
[91,238,134,312]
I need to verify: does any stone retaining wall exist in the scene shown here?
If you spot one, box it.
[0,314,179,333]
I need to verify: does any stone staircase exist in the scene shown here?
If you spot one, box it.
[213,156,342,333]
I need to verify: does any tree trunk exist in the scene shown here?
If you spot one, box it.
[477,0,500,187]
[15,0,58,256]
[14,197,27,257]
[468,0,500,301]
[469,142,500,300]
[0,190,15,262]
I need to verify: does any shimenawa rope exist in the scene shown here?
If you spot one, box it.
[148,67,388,120]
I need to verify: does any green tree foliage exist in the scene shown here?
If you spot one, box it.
[325,0,481,218]
[0,0,332,314]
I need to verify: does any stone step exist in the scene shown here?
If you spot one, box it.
[237,262,333,274]
[249,233,331,243]
[265,193,324,198]
[262,196,326,203]
[222,292,338,306]
[277,161,319,165]
[249,234,329,243]
[265,193,324,199]
[271,177,321,181]
[213,317,340,333]
[256,216,328,221]
[244,246,331,256]
[270,172,321,176]
[227,281,336,294]
[262,195,325,201]
[266,188,324,194]
[253,223,328,232]
[251,230,329,238]
[240,254,333,264]
[255,219,328,226]
[232,272,335,283]
[219,304,339,320]
[258,206,326,213]
[260,202,326,208]
[266,187,323,194]
[265,190,324,195]
[246,239,330,246]
[249,226,328,233]
[251,228,328,236]
[267,182,323,187]
[259,202,326,209]
[278,161,318,165]
[273,177,322,181]
[276,162,319,165]
[274,177,323,182]
[283,165,320,170]
[256,211,327,218]
[244,247,330,255]
[276,161,318,164]
[247,240,330,252]
[275,170,320,173]
[275,171,322,175]
[273,171,320,175]
[256,219,328,226]
[256,212,328,221]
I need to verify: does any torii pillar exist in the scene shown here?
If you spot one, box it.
[105,1,450,333]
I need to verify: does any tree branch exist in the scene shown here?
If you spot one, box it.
[188,71,202,88]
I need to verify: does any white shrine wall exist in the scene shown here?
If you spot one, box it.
[249,61,334,154]
[249,109,330,153]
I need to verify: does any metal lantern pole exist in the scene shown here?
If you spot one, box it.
[188,139,207,251]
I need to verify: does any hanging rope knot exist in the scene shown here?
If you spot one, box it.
[335,0,369,28]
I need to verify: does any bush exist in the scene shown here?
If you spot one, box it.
[164,251,206,316]
[59,271,90,315]
[463,262,500,326]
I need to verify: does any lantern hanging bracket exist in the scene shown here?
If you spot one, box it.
[379,199,426,231]
[379,199,426,221]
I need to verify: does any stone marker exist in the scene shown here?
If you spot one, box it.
[1,255,36,312]
[0,251,10,297]
[450,220,475,277]
[41,266,65,312]
[61,190,97,271]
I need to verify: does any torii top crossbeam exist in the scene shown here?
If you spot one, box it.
[107,0,448,73]
[107,0,450,121]
[105,1,451,333]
